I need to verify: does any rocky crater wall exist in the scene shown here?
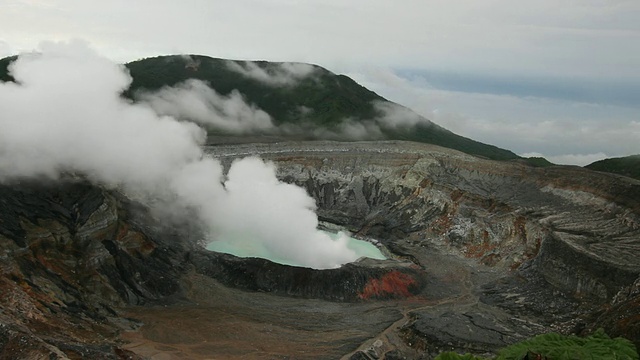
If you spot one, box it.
[209,141,640,302]
[0,180,190,358]
[0,140,638,358]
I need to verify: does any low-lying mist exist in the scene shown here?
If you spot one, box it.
[132,57,432,142]
[0,40,361,269]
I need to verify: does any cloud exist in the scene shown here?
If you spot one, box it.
[0,39,204,184]
[136,79,275,134]
[521,152,609,166]
[276,101,429,142]
[1,1,636,166]
[134,77,390,141]
[0,40,362,269]
[345,67,640,165]
[1,1,638,82]
[130,67,425,142]
[226,60,317,86]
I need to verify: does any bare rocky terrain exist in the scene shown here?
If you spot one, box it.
[1,140,639,359]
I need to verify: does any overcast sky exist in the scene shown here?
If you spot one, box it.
[1,0,639,165]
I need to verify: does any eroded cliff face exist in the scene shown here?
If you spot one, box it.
[0,180,189,359]
[1,140,638,359]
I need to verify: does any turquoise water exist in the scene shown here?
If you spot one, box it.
[205,230,385,266]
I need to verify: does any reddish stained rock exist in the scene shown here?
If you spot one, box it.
[358,270,417,300]
[464,241,497,259]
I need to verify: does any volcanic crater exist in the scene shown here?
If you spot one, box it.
[1,140,639,359]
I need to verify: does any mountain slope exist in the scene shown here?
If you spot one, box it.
[1,54,520,160]
[124,55,383,128]
[586,155,640,181]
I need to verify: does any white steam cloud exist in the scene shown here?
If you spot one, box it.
[0,40,359,269]
[136,79,275,134]
[132,76,428,142]
[129,57,429,142]
[226,60,317,86]
[276,101,430,141]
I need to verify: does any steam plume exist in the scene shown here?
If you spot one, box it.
[0,40,358,269]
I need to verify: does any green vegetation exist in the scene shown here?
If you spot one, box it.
[0,55,17,82]
[435,330,638,360]
[585,155,640,181]
[1,54,521,160]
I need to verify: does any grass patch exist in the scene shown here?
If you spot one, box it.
[436,330,638,360]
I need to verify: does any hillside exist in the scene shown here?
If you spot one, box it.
[1,54,520,160]
[125,55,383,128]
[586,155,640,181]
